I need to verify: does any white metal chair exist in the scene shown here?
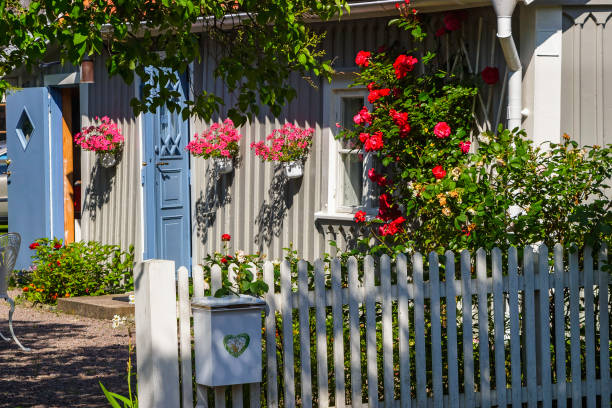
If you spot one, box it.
[0,232,30,351]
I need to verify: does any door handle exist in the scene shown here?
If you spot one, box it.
[156,162,169,166]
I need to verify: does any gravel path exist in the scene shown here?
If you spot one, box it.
[0,292,132,408]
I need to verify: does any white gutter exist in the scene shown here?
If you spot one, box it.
[491,0,523,130]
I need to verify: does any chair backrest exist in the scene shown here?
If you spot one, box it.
[0,233,21,296]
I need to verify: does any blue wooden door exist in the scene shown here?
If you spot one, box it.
[143,74,191,270]
[6,88,63,269]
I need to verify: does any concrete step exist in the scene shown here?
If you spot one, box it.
[57,293,134,320]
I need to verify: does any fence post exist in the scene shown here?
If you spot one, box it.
[134,260,181,408]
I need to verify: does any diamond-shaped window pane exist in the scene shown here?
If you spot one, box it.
[16,108,35,150]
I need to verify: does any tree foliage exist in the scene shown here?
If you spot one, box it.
[0,0,347,124]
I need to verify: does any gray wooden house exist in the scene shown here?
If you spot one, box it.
[3,0,611,270]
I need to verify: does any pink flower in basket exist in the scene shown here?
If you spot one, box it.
[185,119,242,159]
[74,116,124,153]
[250,123,314,162]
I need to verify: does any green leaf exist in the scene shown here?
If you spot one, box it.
[73,33,87,45]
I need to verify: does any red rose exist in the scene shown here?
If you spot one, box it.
[389,109,411,137]
[353,106,373,126]
[355,51,371,67]
[378,193,401,221]
[367,82,377,91]
[432,165,447,179]
[393,54,418,79]
[221,257,228,264]
[435,27,446,37]
[367,88,391,104]
[364,131,384,152]
[354,211,367,223]
[459,140,471,154]
[359,133,369,143]
[54,243,62,250]
[443,13,461,31]
[481,66,499,85]
[378,217,404,236]
[29,242,40,250]
[56,260,61,266]
[368,168,391,187]
[433,122,451,139]
[221,234,231,241]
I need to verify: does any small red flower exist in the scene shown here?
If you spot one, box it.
[353,106,373,126]
[56,260,61,266]
[22,287,29,292]
[54,243,62,250]
[221,234,231,241]
[459,141,471,154]
[389,109,411,137]
[359,133,369,143]
[367,88,391,104]
[443,12,461,31]
[435,27,446,37]
[393,54,418,79]
[221,257,228,264]
[433,122,451,139]
[481,66,499,85]
[354,211,367,223]
[355,51,371,67]
[29,242,40,250]
[432,165,447,179]
[364,131,384,152]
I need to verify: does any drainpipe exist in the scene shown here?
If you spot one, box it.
[491,0,522,130]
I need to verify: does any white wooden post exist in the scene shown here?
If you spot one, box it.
[134,260,181,408]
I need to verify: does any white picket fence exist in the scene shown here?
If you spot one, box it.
[134,244,611,408]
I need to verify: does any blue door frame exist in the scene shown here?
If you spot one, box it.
[7,87,64,270]
[142,73,192,271]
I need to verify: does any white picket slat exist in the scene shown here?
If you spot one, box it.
[476,248,491,408]
[538,245,552,408]
[523,246,537,408]
[348,257,363,408]
[445,251,460,408]
[508,247,521,408]
[231,385,243,408]
[211,265,226,407]
[598,245,610,408]
[331,258,346,408]
[568,248,582,408]
[397,253,411,408]
[413,252,427,407]
[281,260,296,408]
[298,260,313,408]
[491,248,506,408]
[215,388,225,408]
[264,262,279,408]
[553,244,567,408]
[460,250,474,408]
[582,247,596,408]
[381,255,394,406]
[364,255,379,408]
[429,252,443,408]
[314,259,329,408]
[192,265,208,408]
[177,267,194,408]
[249,384,260,408]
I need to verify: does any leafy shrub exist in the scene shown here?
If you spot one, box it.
[21,238,134,304]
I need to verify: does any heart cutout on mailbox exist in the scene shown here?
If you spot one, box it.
[223,333,250,357]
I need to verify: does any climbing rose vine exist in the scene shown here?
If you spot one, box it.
[338,7,612,255]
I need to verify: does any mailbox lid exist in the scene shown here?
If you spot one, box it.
[191,294,266,311]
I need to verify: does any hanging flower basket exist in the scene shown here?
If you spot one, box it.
[283,160,304,179]
[98,152,117,168]
[185,119,241,175]
[74,116,124,168]
[251,123,313,180]
[214,157,234,174]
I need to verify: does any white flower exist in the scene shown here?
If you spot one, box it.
[236,250,246,263]
[112,314,127,329]
[128,294,135,305]
[272,259,281,266]
[478,134,492,144]
[451,167,461,181]
[467,208,476,215]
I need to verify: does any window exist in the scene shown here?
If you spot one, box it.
[317,76,378,221]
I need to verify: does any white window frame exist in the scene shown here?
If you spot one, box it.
[316,74,378,221]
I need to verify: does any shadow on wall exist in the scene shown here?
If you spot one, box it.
[253,165,297,250]
[82,160,118,222]
[194,164,234,245]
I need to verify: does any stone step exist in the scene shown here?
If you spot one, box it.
[57,293,134,320]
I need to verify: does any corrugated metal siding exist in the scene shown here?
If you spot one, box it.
[561,8,612,147]
[191,8,507,262]
[80,54,143,260]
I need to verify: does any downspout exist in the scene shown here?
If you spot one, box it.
[491,0,522,130]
